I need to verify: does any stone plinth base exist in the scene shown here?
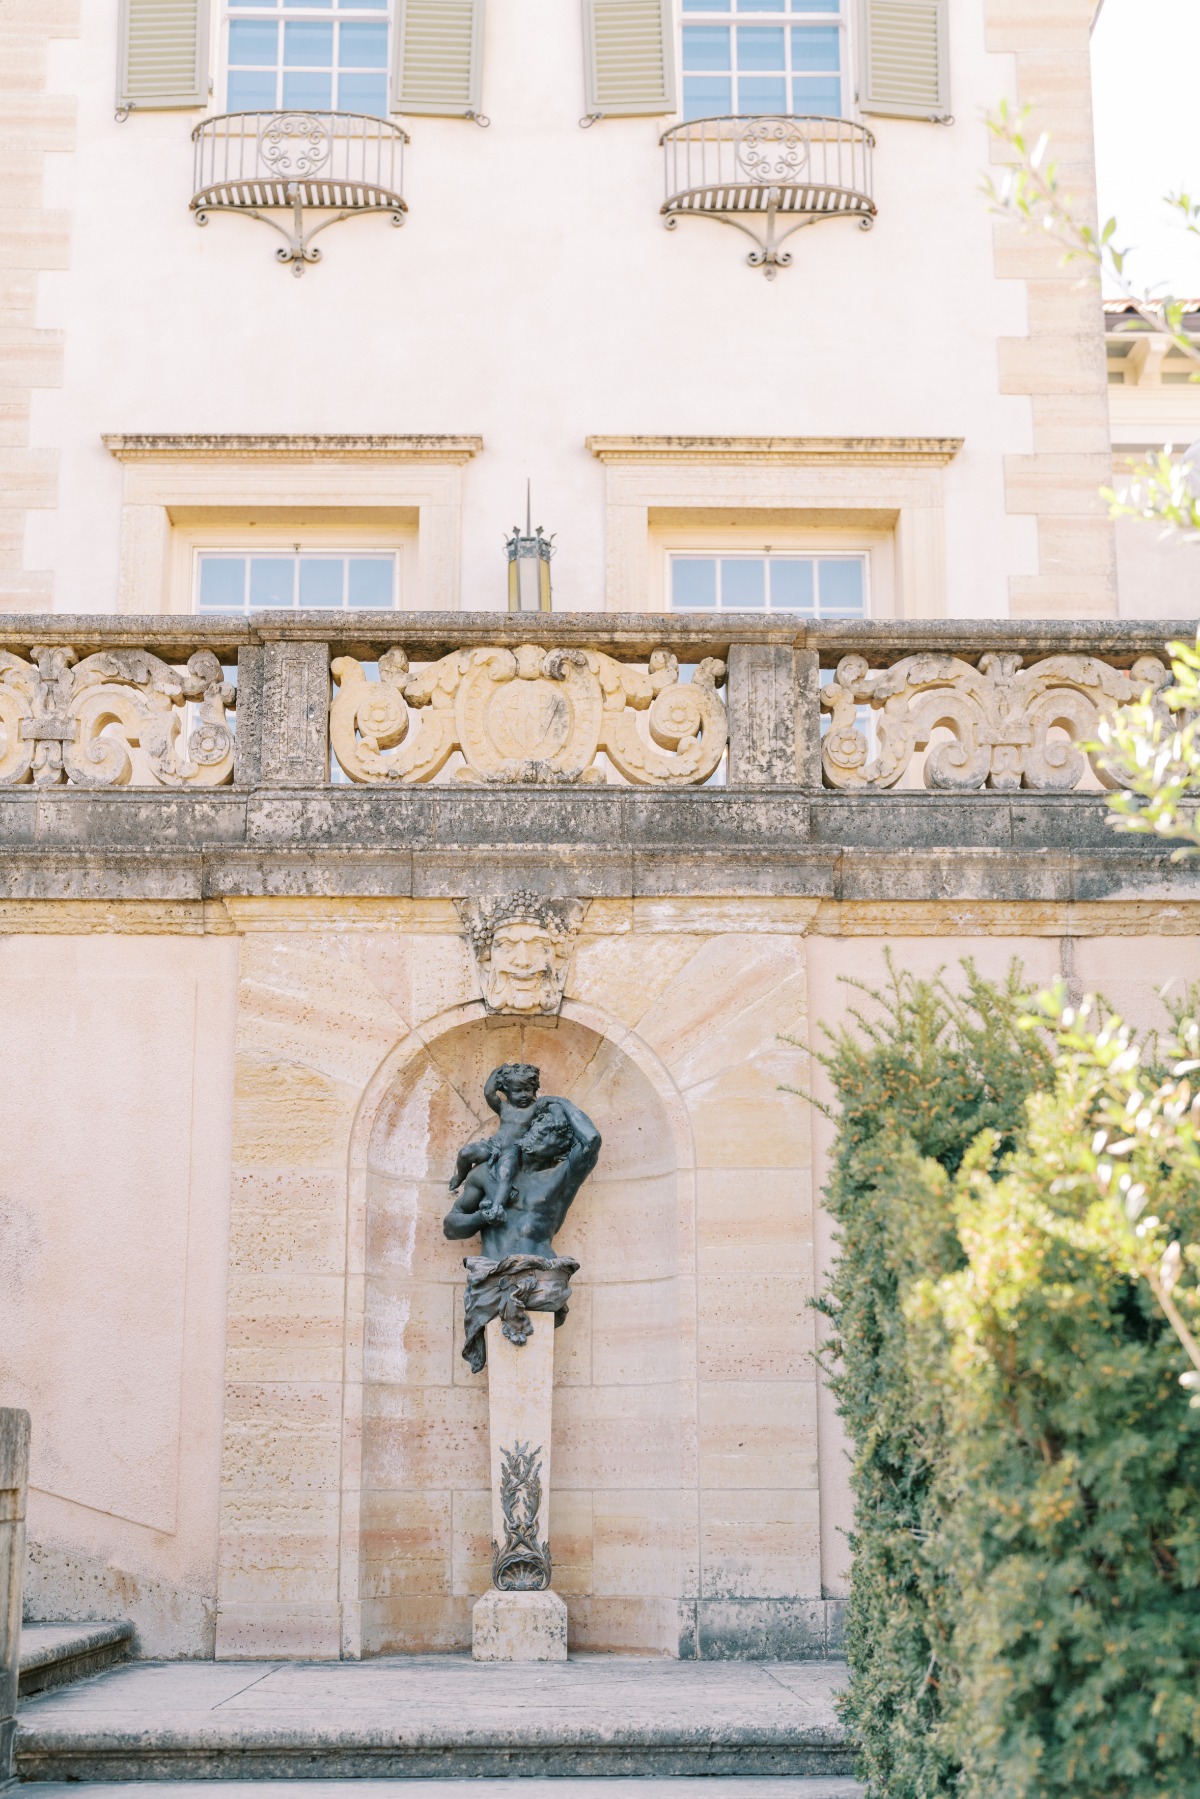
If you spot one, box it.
[471,1589,568,1662]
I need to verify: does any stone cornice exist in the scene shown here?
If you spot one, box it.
[0,789,1191,911]
[102,434,484,465]
[585,435,964,466]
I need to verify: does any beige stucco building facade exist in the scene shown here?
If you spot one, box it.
[2,0,1198,1664]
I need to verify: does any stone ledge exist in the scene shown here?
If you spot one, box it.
[102,435,484,465]
[19,1622,134,1698]
[586,435,964,466]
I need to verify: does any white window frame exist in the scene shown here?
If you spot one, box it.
[650,521,891,617]
[192,544,403,612]
[220,0,393,116]
[668,548,870,616]
[675,0,855,123]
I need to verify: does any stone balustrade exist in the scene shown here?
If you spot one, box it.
[0,614,1182,795]
[0,615,1190,909]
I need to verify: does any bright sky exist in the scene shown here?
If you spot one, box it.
[1091,0,1200,297]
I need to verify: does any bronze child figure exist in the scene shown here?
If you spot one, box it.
[448,1062,542,1227]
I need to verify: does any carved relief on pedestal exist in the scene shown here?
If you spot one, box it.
[330,644,727,786]
[820,651,1171,792]
[456,892,584,1016]
[492,1442,553,1592]
[0,646,236,788]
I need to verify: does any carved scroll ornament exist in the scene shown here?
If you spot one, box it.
[330,644,727,787]
[0,646,235,788]
[820,651,1171,793]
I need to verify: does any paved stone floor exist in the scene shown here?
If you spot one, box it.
[17,1657,860,1786]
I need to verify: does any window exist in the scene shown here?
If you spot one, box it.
[226,0,390,116]
[197,551,398,611]
[670,553,866,616]
[680,0,843,123]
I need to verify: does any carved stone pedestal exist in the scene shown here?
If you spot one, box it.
[471,1313,567,1662]
[472,1588,568,1662]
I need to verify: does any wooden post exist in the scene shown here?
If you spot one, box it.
[0,1411,30,1791]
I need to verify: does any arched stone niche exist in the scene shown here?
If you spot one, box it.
[358,1011,696,1655]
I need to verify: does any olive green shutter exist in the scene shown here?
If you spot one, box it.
[859,0,950,121]
[392,0,485,117]
[117,0,211,110]
[583,0,676,119]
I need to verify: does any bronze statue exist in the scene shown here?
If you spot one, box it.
[444,1063,600,1372]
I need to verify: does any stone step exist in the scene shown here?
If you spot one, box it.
[16,1656,856,1782]
[23,1782,865,1798]
[19,1624,135,1698]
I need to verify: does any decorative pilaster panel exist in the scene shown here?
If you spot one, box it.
[260,642,329,788]
[726,645,806,788]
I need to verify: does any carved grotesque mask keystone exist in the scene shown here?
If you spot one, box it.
[457,893,582,1016]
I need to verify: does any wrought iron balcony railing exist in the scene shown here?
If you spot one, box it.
[190,110,408,275]
[661,115,875,278]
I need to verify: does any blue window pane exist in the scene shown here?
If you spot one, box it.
[790,0,839,8]
[230,0,275,8]
[298,559,343,607]
[229,19,279,62]
[682,26,730,69]
[739,76,788,111]
[818,559,864,615]
[683,76,732,118]
[769,559,815,611]
[284,0,332,7]
[198,558,246,612]
[682,0,726,9]
[283,68,333,105]
[347,558,394,608]
[338,71,387,111]
[228,70,278,108]
[339,20,387,65]
[737,26,786,67]
[284,20,333,62]
[343,0,387,8]
[721,560,766,607]
[673,560,717,608]
[739,0,785,9]
[249,558,296,607]
[792,24,840,69]
[792,74,841,114]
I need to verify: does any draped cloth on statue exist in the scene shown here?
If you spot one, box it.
[461,1254,580,1374]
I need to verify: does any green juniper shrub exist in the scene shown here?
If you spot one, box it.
[817,958,1054,1798]
[909,1025,1200,1799]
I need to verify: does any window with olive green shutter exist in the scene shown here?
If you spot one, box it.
[583,0,675,118]
[858,0,949,121]
[117,0,212,110]
[391,0,485,117]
